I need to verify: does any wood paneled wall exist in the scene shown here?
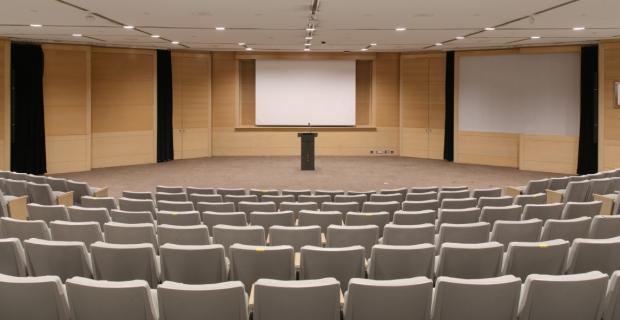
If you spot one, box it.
[0,38,9,170]
[520,134,578,174]
[600,40,620,170]
[356,60,372,126]
[91,47,156,168]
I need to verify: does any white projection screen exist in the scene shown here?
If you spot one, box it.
[458,52,580,136]
[255,60,356,126]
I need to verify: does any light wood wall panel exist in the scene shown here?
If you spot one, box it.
[457,131,519,167]
[0,39,8,170]
[91,47,156,168]
[601,41,620,170]
[375,53,400,128]
[520,134,578,174]
[212,52,237,128]
[239,60,255,126]
[356,60,372,126]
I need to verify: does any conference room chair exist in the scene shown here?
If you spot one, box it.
[110,209,156,229]
[502,239,569,281]
[297,210,343,234]
[5,179,29,200]
[0,170,10,179]
[280,201,317,220]
[262,195,295,211]
[344,277,432,320]
[506,178,550,197]
[156,192,188,203]
[299,246,365,292]
[156,211,201,226]
[238,201,276,222]
[90,242,160,288]
[392,210,436,225]
[322,201,359,214]
[435,222,491,253]
[157,200,195,212]
[361,201,400,221]
[298,194,331,208]
[281,189,312,201]
[250,211,295,237]
[9,172,27,181]
[561,201,602,219]
[609,177,620,192]
[50,221,104,252]
[45,176,69,193]
[604,271,620,320]
[326,225,378,259]
[65,277,158,320]
[540,216,592,244]
[518,271,608,320]
[202,212,247,234]
[568,175,589,183]
[157,281,248,320]
[249,188,279,201]
[66,180,108,206]
[190,194,222,209]
[347,190,376,201]
[477,196,514,209]
[379,187,408,200]
[410,186,439,194]
[269,225,321,252]
[513,193,547,211]
[0,217,51,243]
[548,180,591,204]
[588,178,613,202]
[67,206,111,230]
[0,178,8,195]
[118,197,158,220]
[253,278,340,320]
[432,275,521,320]
[440,197,478,210]
[370,193,402,205]
[589,215,620,239]
[122,190,155,201]
[345,212,389,236]
[185,186,215,198]
[547,176,571,191]
[0,274,70,320]
[479,205,521,230]
[229,244,295,294]
[588,173,606,180]
[212,225,265,258]
[0,238,27,276]
[216,188,246,197]
[490,219,543,251]
[334,194,366,209]
[471,187,502,200]
[159,243,228,284]
[401,199,439,216]
[156,185,184,193]
[521,203,563,224]
[225,194,258,211]
[27,204,70,226]
[197,201,235,214]
[442,186,469,192]
[27,182,73,206]
[437,189,470,206]
[81,196,117,213]
[380,223,434,246]
[158,224,210,246]
[405,191,438,201]
[367,244,435,280]
[435,207,481,232]
[435,242,503,279]
[566,237,620,275]
[315,190,345,202]
[23,238,92,282]
[103,222,159,253]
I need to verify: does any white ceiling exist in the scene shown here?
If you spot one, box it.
[1,0,618,52]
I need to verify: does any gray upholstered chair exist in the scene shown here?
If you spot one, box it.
[216,188,246,197]
[202,211,247,234]
[380,223,434,245]
[118,198,157,220]
[490,219,543,251]
[405,191,438,201]
[49,221,103,252]
[297,210,343,234]
[0,274,70,320]
[158,224,210,246]
[0,217,51,243]
[66,180,107,206]
[280,202,318,220]
[68,206,111,230]
[27,182,73,206]
[322,201,359,214]
[589,215,620,239]
[249,188,279,201]
[238,201,276,222]
[540,217,592,244]
[159,243,228,284]
[561,201,602,220]
[156,192,188,203]
[435,242,504,279]
[566,237,620,275]
[315,190,345,202]
[345,211,389,236]
[281,189,311,201]
[250,211,295,237]
[156,185,184,193]
[0,238,27,276]
[269,225,321,252]
[368,244,434,280]
[521,203,563,224]
[471,187,502,199]
[157,200,194,212]
[229,244,295,294]
[156,210,202,226]
[479,205,521,230]
[90,242,160,288]
[27,204,70,226]
[326,225,378,259]
[81,196,117,213]
[212,225,265,257]
[502,239,569,281]
[103,222,159,253]
[392,210,435,225]
[261,195,294,211]
[23,238,92,282]
[185,186,215,197]
[299,246,365,292]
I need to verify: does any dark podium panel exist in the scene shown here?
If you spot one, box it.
[298,133,318,170]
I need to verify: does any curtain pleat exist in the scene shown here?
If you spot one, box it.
[443,51,455,161]
[577,45,598,174]
[157,50,174,162]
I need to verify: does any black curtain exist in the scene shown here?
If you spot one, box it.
[577,45,598,174]
[11,44,46,174]
[443,51,455,161]
[157,50,174,162]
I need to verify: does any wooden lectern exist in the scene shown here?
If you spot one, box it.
[298,133,317,170]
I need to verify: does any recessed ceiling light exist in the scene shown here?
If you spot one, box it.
[306,28,315,31]
[72,34,82,37]
[396,28,406,31]
[30,24,42,27]
[456,36,465,40]
[435,43,443,46]
[171,41,179,44]
[531,36,540,39]
[238,43,245,45]
[216,27,225,30]
[304,48,310,51]
[151,35,160,38]
[573,27,585,31]
[305,37,312,40]
[123,25,134,29]
[370,43,377,46]
[485,27,495,31]
[305,43,311,46]
[361,48,368,51]
[246,48,253,51]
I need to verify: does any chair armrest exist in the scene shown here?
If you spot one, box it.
[506,186,522,198]
[546,189,563,204]
[7,196,28,220]
[249,284,255,309]
[593,194,615,216]
[93,187,109,197]
[266,234,270,245]
[321,233,326,246]
[56,191,74,207]
[340,289,344,307]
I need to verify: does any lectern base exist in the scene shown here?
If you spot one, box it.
[297,133,318,171]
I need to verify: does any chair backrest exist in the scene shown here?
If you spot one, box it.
[159,243,228,284]
[157,281,248,320]
[90,242,159,288]
[435,222,490,252]
[477,196,514,209]
[0,238,27,276]
[297,210,343,234]
[361,201,400,221]
[561,201,602,219]
[0,274,70,320]
[190,194,223,209]
[503,239,569,281]
[518,271,609,320]
[589,215,620,239]
[103,222,159,253]
[298,195,331,208]
[212,225,265,257]
[432,275,521,320]
[269,225,321,252]
[490,219,543,251]
[202,211,247,234]
[216,188,246,196]
[49,221,104,252]
[514,193,547,209]
[238,201,276,222]
[122,191,154,201]
[436,207,481,232]
[250,211,295,236]
[604,271,620,320]
[157,210,201,226]
[66,180,93,205]
[5,179,28,198]
[46,177,69,192]
[156,185,184,193]
[229,244,295,294]
[280,202,318,220]
[249,188,279,201]
[471,187,502,199]
[157,200,194,212]
[9,172,27,181]
[547,177,570,191]
[118,198,157,220]
[27,182,56,205]
[224,195,259,211]
[281,189,312,201]
[197,201,235,213]
[299,246,365,292]
[315,190,345,202]
[368,244,435,280]
[410,186,439,194]
[0,217,51,243]
[569,175,589,183]
[345,212,390,237]
[440,197,478,210]
[588,173,606,180]
[522,203,563,224]
[185,186,215,198]
[254,278,340,320]
[479,205,522,230]
[437,190,470,205]
[524,179,550,195]
[261,195,295,210]
[381,223,434,245]
[334,194,366,208]
[326,225,378,259]
[27,204,70,226]
[23,238,92,282]
[322,201,359,214]
[27,175,45,183]
[567,237,620,275]
[392,210,435,225]
[588,179,613,201]
[441,186,468,192]
[540,216,592,244]
[370,193,402,204]
[158,224,210,246]
[81,196,117,212]
[67,206,111,230]
[405,191,438,201]
[347,190,376,201]
[66,277,157,320]
[610,177,620,193]
[402,199,439,216]
[563,180,592,203]
[109,209,155,227]
[379,187,408,200]
[156,192,189,203]
[436,242,504,279]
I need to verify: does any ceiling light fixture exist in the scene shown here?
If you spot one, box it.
[370,43,377,46]
[123,25,134,29]
[72,34,82,37]
[216,27,225,30]
[306,37,312,40]
[238,43,245,45]
[485,27,495,31]
[30,24,42,27]
[435,43,443,46]
[171,41,179,44]
[246,48,253,51]
[456,36,465,40]
[306,28,315,31]
[304,48,310,51]
[573,27,585,30]
[361,48,368,51]
[151,35,160,38]
[531,36,540,39]
[396,28,406,31]
[305,43,311,46]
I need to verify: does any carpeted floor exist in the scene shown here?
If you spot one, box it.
[50,157,564,199]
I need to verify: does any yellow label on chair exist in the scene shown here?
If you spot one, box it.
[365,214,372,217]
[532,195,537,198]
[263,190,269,193]
[256,248,265,252]
[539,244,548,249]
[394,189,398,192]
[172,212,178,216]
[93,197,98,200]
